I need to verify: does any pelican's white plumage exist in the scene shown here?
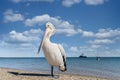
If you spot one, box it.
[37,22,67,76]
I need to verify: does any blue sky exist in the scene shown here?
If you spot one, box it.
[0,0,120,57]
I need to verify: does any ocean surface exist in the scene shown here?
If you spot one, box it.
[0,57,120,79]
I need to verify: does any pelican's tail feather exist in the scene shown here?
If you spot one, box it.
[59,56,67,72]
[59,65,67,72]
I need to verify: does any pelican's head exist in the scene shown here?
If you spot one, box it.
[45,22,55,36]
[37,22,55,54]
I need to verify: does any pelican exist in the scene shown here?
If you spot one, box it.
[37,22,67,77]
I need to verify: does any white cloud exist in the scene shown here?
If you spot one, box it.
[12,0,81,7]
[12,0,21,3]
[0,29,44,57]
[62,0,81,7]
[4,29,43,45]
[77,29,83,33]
[95,28,120,39]
[11,0,107,7]
[12,0,54,3]
[82,31,94,37]
[82,28,120,47]
[70,46,79,52]
[24,14,120,39]
[25,14,50,26]
[25,14,74,29]
[82,28,120,39]
[91,44,101,48]
[56,29,79,36]
[0,28,43,57]
[89,39,114,44]
[25,14,81,36]
[4,9,24,23]
[84,0,106,5]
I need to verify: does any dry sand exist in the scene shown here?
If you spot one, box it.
[0,68,111,80]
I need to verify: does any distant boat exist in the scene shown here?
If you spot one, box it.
[79,53,87,58]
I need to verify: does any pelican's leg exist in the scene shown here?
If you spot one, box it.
[51,66,54,77]
[58,67,60,78]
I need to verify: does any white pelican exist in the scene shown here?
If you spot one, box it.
[37,22,67,77]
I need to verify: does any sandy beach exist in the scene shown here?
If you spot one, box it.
[0,68,111,80]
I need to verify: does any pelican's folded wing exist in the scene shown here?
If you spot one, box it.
[58,44,66,61]
[58,44,67,71]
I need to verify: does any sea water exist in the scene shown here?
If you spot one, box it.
[0,57,120,79]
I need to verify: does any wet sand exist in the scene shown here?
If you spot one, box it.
[0,68,111,80]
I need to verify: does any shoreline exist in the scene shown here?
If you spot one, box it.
[0,67,112,80]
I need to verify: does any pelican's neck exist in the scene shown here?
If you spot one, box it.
[44,36,51,44]
[45,37,50,42]
[43,32,53,46]
[45,32,52,43]
[42,36,51,50]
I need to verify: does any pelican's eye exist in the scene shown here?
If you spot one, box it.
[47,25,51,28]
[47,25,52,30]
